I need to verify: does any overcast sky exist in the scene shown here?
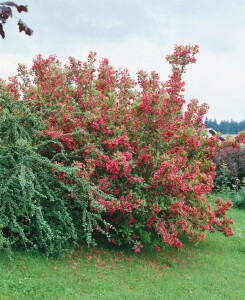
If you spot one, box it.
[1,0,244,121]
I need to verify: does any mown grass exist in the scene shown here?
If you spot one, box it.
[0,208,244,300]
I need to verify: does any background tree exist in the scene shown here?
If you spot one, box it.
[0,2,32,38]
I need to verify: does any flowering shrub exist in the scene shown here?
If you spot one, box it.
[0,45,235,254]
[214,147,245,188]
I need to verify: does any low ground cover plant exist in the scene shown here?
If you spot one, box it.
[0,45,241,256]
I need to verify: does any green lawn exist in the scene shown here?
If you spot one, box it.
[0,208,244,300]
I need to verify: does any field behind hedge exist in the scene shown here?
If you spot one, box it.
[0,207,244,300]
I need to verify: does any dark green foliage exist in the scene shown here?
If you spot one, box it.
[232,180,245,209]
[0,97,77,256]
[0,97,116,256]
[205,118,245,134]
[213,162,245,209]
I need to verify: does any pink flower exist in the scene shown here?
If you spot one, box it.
[155,246,161,252]
[132,233,137,239]
[133,244,143,253]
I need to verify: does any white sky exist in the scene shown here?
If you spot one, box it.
[0,0,244,121]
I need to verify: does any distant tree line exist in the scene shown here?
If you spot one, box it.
[204,118,245,134]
